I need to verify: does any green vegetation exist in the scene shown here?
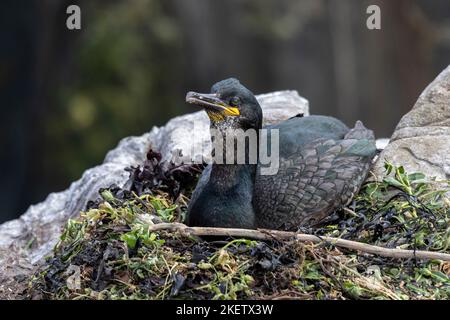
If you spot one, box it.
[316,162,450,252]
[28,162,449,300]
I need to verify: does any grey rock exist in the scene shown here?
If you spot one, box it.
[375,138,390,150]
[372,65,450,181]
[0,90,308,298]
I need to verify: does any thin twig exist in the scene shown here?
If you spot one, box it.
[147,222,450,261]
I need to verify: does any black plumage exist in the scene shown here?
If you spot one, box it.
[185,78,376,231]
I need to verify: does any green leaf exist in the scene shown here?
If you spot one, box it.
[430,271,450,284]
[100,189,115,202]
[120,232,137,249]
[343,280,362,297]
[408,173,426,182]
[384,161,393,175]
[198,262,213,270]
[304,271,322,280]
[383,177,404,188]
[136,269,145,279]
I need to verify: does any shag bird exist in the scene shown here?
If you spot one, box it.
[186,78,376,231]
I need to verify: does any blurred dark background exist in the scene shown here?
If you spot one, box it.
[1,0,450,222]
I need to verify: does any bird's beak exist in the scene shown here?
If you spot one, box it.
[185,91,240,117]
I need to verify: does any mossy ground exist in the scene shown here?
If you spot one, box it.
[28,162,450,300]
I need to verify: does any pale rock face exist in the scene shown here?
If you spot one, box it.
[375,138,390,150]
[372,65,450,181]
[0,91,308,295]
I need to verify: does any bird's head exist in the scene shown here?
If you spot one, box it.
[186,78,263,131]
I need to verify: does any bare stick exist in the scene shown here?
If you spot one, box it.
[147,222,450,261]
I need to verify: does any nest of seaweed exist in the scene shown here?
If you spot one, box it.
[28,151,450,300]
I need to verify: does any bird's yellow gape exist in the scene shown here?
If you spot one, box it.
[186,91,240,121]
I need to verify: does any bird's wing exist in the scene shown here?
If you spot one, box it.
[255,128,376,231]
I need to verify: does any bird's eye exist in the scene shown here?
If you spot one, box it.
[229,96,241,107]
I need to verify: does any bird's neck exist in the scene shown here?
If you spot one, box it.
[208,126,259,192]
[209,163,257,192]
